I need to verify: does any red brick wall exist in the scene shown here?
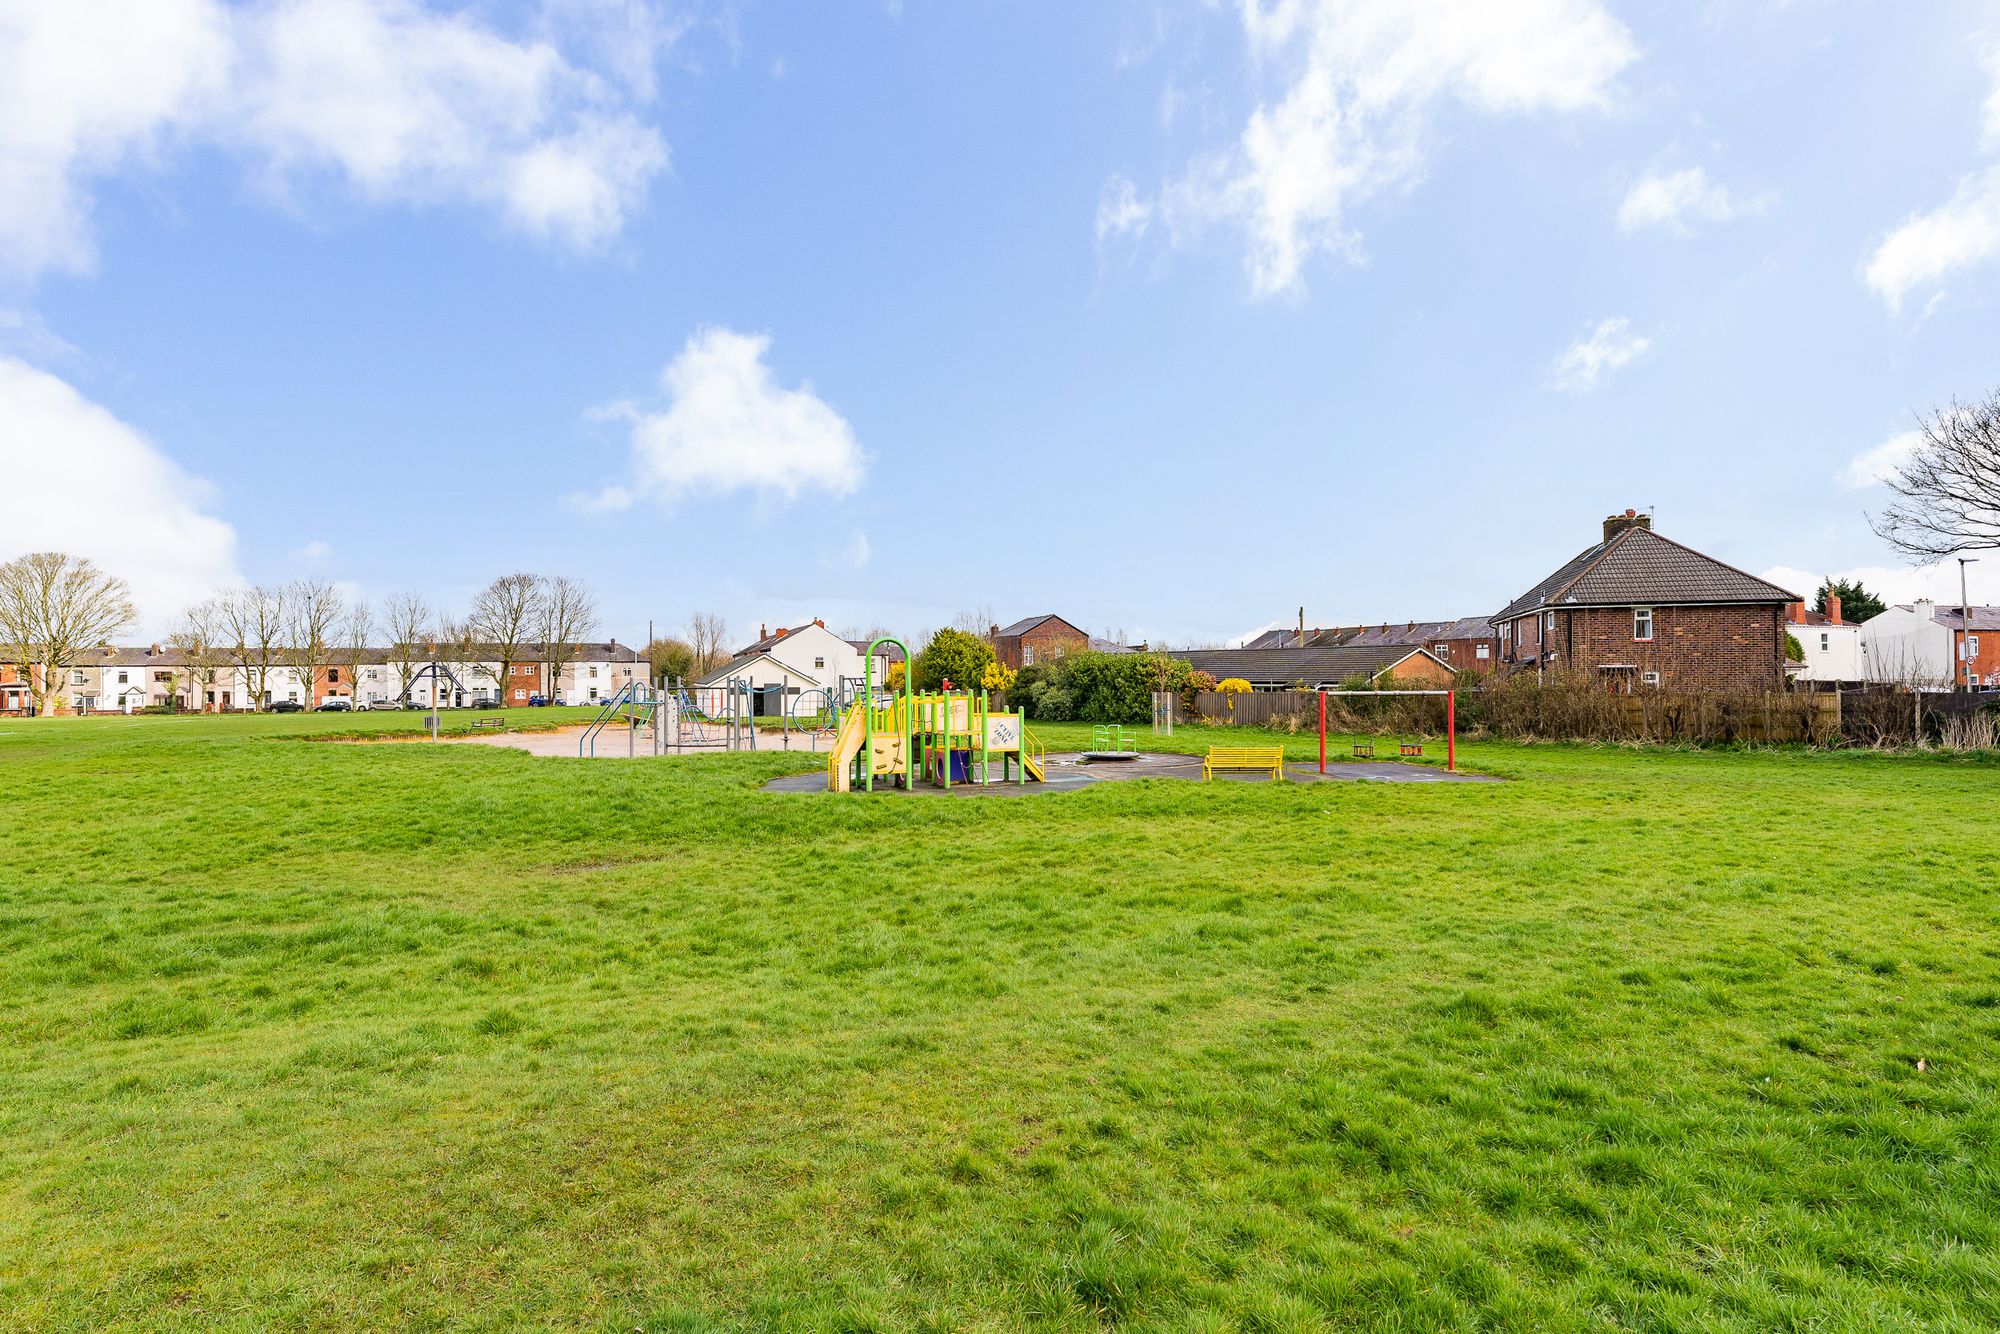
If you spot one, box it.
[508,660,540,705]
[1951,629,2000,685]
[1564,605,1786,690]
[1431,637,1499,674]
[1501,605,1786,690]
[996,620,1088,671]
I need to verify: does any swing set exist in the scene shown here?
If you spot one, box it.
[1315,689,1457,775]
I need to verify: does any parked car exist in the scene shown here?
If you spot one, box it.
[314,699,352,712]
[268,700,305,713]
[403,699,431,710]
[527,694,551,707]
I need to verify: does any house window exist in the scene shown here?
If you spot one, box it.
[513,688,526,701]
[329,668,340,683]
[1023,645,1036,666]
[814,656,825,670]
[1820,633,1829,651]
[1641,671,1661,686]
[117,671,128,684]
[70,670,86,685]
[588,666,599,678]
[1632,608,1654,641]
[1475,644,1490,660]
[1967,635,1981,659]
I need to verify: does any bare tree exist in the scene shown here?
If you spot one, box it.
[381,593,432,703]
[1872,390,2000,560]
[950,606,996,640]
[167,599,228,713]
[469,573,546,707]
[341,600,373,705]
[537,575,598,703]
[220,585,288,710]
[0,552,135,716]
[686,610,729,676]
[280,579,345,707]
[435,615,484,705]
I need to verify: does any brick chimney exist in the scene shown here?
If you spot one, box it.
[1603,508,1652,543]
[1788,601,1807,625]
[1826,594,1842,625]
[990,623,1000,639]
[759,623,767,640]
[813,617,825,628]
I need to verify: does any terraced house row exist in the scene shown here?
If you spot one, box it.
[1,641,644,715]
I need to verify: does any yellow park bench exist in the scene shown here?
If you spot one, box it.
[1202,745,1286,783]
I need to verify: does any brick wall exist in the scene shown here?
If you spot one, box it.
[1501,605,1786,690]
[1950,629,2000,686]
[996,620,1088,671]
[1562,604,1785,691]
[1431,636,1498,674]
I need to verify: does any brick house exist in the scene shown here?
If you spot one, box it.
[0,661,36,715]
[992,614,1089,671]
[1495,511,1799,692]
[1860,602,2000,689]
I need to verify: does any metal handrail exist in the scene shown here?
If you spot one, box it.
[578,680,648,757]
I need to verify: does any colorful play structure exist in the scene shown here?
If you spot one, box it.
[826,637,1047,792]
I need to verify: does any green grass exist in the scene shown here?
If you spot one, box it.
[1,713,1997,1331]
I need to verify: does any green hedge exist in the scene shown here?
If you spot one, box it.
[1012,651,1207,724]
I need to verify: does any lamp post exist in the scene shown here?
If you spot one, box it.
[1959,558,1978,692]
[425,639,439,739]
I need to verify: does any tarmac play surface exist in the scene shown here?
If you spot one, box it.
[762,750,1501,796]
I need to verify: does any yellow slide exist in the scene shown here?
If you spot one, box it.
[826,706,867,793]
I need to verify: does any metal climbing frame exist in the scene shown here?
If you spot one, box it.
[577,676,763,756]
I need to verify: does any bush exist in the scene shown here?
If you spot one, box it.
[1033,685,1075,721]
[1215,678,1252,695]
[1012,651,1204,723]
[913,629,995,693]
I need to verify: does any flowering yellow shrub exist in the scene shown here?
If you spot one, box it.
[980,662,1017,692]
[1216,678,1253,695]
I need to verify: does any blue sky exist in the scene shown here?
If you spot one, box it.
[5,0,2000,647]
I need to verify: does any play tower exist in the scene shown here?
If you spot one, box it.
[826,637,1045,792]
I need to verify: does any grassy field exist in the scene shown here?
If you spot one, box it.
[2,713,1997,1331]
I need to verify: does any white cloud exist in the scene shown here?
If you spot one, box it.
[0,356,240,630]
[1550,317,1650,393]
[291,538,333,564]
[1618,166,1760,236]
[0,309,81,364]
[1864,166,2000,312]
[580,327,864,510]
[1095,174,1151,244]
[1114,0,1634,297]
[0,0,233,280]
[1839,429,1923,489]
[1864,47,2000,311]
[1761,562,2000,611]
[0,0,672,283]
[1984,42,2000,149]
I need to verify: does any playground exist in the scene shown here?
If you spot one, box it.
[765,749,1496,794]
